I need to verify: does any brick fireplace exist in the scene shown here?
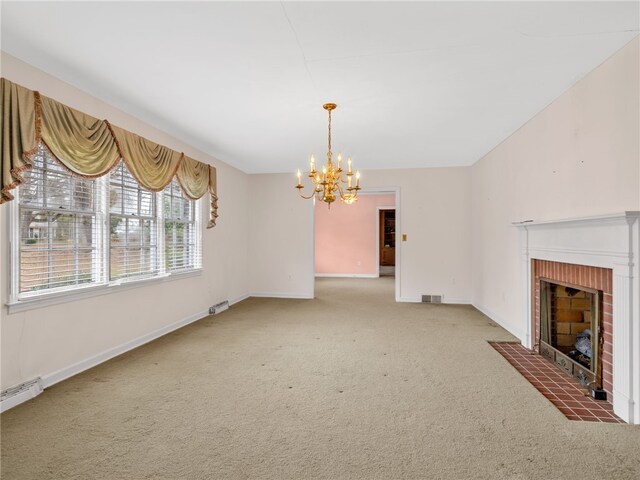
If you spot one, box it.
[516,212,639,424]
[532,260,613,400]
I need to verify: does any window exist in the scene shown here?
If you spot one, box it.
[17,145,101,296]
[109,163,158,281]
[163,178,201,272]
[11,145,202,304]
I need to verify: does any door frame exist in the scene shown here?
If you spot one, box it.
[311,186,401,302]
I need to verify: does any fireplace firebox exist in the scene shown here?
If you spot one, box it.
[539,279,603,393]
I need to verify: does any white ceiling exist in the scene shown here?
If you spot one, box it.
[1,2,638,173]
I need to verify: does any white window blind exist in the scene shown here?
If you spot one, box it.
[13,149,202,304]
[163,178,201,272]
[108,163,158,281]
[17,145,102,295]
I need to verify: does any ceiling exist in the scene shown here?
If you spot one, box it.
[1,2,638,174]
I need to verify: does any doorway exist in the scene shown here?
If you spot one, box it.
[312,188,401,301]
[378,208,396,277]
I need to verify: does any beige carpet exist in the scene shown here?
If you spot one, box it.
[1,278,639,479]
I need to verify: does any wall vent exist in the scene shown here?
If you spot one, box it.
[209,300,229,315]
[421,295,442,304]
[0,378,43,413]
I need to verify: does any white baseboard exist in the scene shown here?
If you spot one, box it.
[229,293,251,306]
[472,302,524,342]
[41,308,210,390]
[250,292,314,299]
[444,297,471,305]
[398,296,419,303]
[398,296,471,305]
[315,273,379,278]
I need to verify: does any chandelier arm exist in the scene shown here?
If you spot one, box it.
[337,182,350,201]
[298,188,318,200]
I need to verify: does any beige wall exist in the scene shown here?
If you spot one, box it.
[248,167,472,303]
[470,37,640,339]
[248,173,315,298]
[363,168,472,303]
[0,53,252,390]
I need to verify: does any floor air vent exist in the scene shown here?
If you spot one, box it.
[421,295,442,304]
[209,300,229,315]
[1,378,43,412]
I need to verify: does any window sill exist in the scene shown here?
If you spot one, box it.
[5,268,203,314]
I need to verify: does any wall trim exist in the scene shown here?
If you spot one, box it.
[315,273,379,278]
[443,297,472,305]
[250,292,314,299]
[229,293,251,306]
[399,296,471,305]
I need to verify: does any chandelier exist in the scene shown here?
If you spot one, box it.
[295,103,361,207]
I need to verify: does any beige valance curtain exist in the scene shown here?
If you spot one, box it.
[40,96,121,178]
[111,125,182,191]
[0,77,218,227]
[1,78,39,203]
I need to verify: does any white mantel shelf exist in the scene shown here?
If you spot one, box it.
[514,211,640,424]
[511,211,640,227]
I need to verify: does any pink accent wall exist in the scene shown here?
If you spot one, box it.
[315,194,395,275]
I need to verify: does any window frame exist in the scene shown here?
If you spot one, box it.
[7,153,203,314]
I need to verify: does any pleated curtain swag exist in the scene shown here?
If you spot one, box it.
[0,77,218,227]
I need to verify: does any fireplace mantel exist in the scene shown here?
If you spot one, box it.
[515,211,639,424]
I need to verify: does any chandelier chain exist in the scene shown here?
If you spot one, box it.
[327,108,332,156]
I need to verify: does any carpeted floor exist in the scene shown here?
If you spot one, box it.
[1,278,639,479]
